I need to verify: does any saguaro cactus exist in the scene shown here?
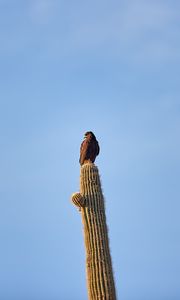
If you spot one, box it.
[72,162,116,300]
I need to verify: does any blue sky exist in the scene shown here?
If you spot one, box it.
[0,0,180,299]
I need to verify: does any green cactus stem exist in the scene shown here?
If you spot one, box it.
[72,162,116,300]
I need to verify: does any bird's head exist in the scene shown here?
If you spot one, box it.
[84,131,96,140]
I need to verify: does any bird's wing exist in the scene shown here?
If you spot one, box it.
[96,140,100,156]
[89,140,100,162]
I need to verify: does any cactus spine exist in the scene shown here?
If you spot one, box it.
[72,163,116,300]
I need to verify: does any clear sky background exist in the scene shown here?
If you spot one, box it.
[0,0,180,299]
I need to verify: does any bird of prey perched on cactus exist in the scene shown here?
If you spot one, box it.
[79,131,100,166]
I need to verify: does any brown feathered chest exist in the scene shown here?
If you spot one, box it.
[79,135,100,166]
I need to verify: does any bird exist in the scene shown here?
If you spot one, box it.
[79,131,100,166]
